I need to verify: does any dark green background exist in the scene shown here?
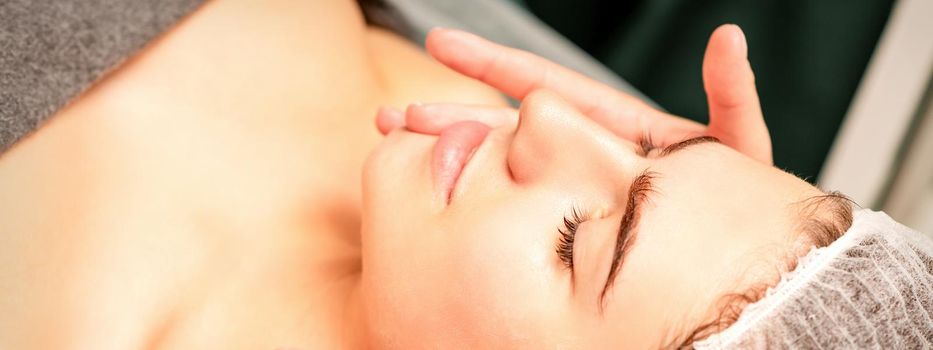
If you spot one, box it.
[511,0,893,181]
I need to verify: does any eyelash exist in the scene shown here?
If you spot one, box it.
[556,206,588,270]
[556,134,658,271]
[638,132,660,156]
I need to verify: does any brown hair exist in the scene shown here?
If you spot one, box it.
[667,192,855,349]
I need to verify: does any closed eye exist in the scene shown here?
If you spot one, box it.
[556,206,587,272]
[598,136,719,310]
[558,135,719,306]
[638,132,660,156]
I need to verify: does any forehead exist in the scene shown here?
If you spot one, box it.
[594,149,806,346]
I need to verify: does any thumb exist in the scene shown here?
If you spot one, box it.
[703,24,772,164]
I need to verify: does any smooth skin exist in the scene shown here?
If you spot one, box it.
[0,1,505,348]
[0,0,788,345]
[363,89,822,348]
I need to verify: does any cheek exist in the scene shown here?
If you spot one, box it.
[361,227,498,348]
[440,213,567,343]
[362,205,570,347]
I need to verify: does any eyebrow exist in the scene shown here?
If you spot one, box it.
[659,136,721,157]
[599,171,654,310]
[597,136,721,310]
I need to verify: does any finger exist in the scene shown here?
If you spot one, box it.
[405,103,518,135]
[376,106,405,135]
[426,28,661,137]
[702,24,772,164]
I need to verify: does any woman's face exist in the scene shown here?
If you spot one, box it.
[361,90,823,348]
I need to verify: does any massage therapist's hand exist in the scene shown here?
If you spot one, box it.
[416,25,773,165]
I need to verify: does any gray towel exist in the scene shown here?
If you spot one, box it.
[0,0,204,153]
[0,0,642,154]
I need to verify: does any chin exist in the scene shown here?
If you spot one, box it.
[361,129,436,229]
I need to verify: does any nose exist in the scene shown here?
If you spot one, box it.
[507,89,642,185]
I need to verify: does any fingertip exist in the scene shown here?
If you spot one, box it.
[703,26,769,164]
[426,28,467,53]
[709,24,747,59]
[704,24,754,96]
[426,29,487,67]
[425,30,460,68]
[425,28,446,54]
[731,25,747,53]
[376,106,404,135]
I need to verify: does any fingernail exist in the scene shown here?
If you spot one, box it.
[406,102,425,113]
[377,106,403,119]
[734,25,746,44]
[405,102,422,114]
[729,24,748,58]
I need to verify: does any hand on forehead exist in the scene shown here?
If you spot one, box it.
[379,25,773,165]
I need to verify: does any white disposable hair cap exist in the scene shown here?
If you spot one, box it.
[693,209,933,349]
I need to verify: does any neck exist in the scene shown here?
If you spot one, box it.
[274,196,370,348]
[339,281,371,349]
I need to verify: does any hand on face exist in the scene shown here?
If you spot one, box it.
[376,24,773,165]
[362,25,801,348]
[363,88,821,348]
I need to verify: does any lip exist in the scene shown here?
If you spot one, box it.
[432,121,491,204]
